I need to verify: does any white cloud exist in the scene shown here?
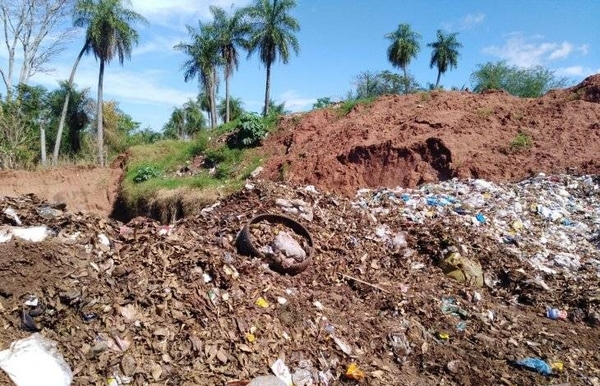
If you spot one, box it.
[483,34,584,67]
[442,12,485,31]
[133,35,182,56]
[548,42,573,60]
[130,0,252,28]
[32,62,195,108]
[578,44,589,55]
[555,66,600,77]
[460,13,485,30]
[277,90,315,112]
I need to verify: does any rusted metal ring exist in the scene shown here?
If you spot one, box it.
[236,213,313,275]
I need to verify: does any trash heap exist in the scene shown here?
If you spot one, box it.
[0,175,599,386]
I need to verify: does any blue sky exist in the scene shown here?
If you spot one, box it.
[24,0,600,131]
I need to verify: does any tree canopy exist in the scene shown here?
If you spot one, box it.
[385,23,421,94]
[470,61,569,97]
[244,0,300,116]
[427,30,462,88]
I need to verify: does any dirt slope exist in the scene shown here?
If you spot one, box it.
[0,163,123,217]
[262,74,600,197]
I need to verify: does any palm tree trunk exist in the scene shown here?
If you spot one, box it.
[40,123,47,166]
[209,69,217,129]
[225,66,230,123]
[53,43,87,165]
[402,66,408,94]
[263,62,271,117]
[435,71,442,89]
[212,69,218,128]
[97,59,105,166]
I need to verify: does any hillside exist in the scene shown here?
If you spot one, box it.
[261,74,600,197]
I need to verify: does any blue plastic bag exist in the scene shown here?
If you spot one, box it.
[515,357,552,375]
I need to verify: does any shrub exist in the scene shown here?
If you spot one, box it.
[237,112,267,147]
[132,165,161,183]
[312,97,332,110]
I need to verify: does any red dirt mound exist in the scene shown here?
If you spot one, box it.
[0,163,122,217]
[261,74,600,197]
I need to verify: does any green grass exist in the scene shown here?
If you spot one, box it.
[120,122,268,217]
[509,132,533,152]
[337,97,376,116]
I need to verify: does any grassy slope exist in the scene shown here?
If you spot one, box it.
[119,120,267,223]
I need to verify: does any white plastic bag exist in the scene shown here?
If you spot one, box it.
[0,334,72,386]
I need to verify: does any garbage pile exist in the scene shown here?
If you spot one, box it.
[0,175,599,386]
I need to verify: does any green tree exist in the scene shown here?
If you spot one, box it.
[128,127,162,145]
[48,82,94,157]
[102,100,140,156]
[470,61,569,97]
[163,99,206,140]
[75,0,146,165]
[312,97,332,110]
[348,70,420,99]
[0,84,49,168]
[244,0,300,116]
[268,99,287,115]
[53,41,89,164]
[385,23,421,94]
[470,61,507,92]
[218,96,244,122]
[175,23,221,129]
[210,6,249,123]
[427,30,462,88]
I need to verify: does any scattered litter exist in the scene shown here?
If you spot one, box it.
[270,358,292,385]
[0,172,599,384]
[514,357,556,376]
[255,297,270,308]
[98,233,110,247]
[0,334,73,386]
[546,308,568,320]
[438,252,483,287]
[0,225,51,243]
[344,362,365,381]
[3,208,21,225]
[247,375,286,386]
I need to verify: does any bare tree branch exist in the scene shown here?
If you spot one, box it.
[0,0,76,100]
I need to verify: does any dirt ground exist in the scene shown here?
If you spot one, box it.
[0,163,122,217]
[0,75,598,386]
[262,74,600,197]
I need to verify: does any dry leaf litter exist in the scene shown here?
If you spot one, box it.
[0,174,599,385]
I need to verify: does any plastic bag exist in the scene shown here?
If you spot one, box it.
[0,334,73,386]
[248,375,286,386]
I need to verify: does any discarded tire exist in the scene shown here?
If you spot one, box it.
[236,213,314,275]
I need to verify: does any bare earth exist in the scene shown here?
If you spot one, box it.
[0,75,598,386]
[0,164,122,217]
[262,74,600,197]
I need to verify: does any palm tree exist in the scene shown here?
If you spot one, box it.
[385,23,421,94]
[75,0,146,165]
[427,30,462,89]
[53,38,89,165]
[175,24,221,129]
[210,6,249,123]
[244,0,300,116]
[48,82,93,157]
[218,96,244,122]
[182,99,205,137]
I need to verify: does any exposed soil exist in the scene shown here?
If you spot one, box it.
[261,74,600,197]
[0,161,123,217]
